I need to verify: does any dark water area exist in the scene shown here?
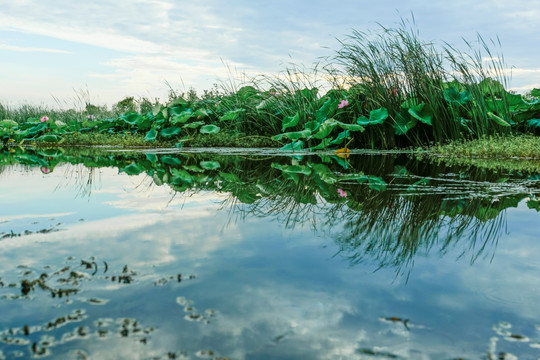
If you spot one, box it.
[0,147,539,360]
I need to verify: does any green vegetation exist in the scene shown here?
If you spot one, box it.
[1,20,539,153]
[429,134,540,159]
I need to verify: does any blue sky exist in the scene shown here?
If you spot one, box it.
[0,0,539,108]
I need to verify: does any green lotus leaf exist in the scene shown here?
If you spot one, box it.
[408,103,432,125]
[200,124,220,134]
[531,88,540,97]
[280,140,304,151]
[219,172,241,183]
[304,120,320,132]
[171,110,193,124]
[357,107,389,126]
[183,165,204,172]
[160,126,182,138]
[505,92,524,106]
[200,161,221,170]
[443,87,471,105]
[309,138,332,150]
[0,119,18,128]
[184,121,205,129]
[194,108,211,118]
[146,154,158,163]
[36,134,64,143]
[170,169,193,184]
[310,163,338,184]
[330,130,350,145]
[316,97,338,123]
[367,176,387,191]
[394,111,418,135]
[526,119,540,128]
[312,119,338,139]
[282,112,300,132]
[119,163,146,176]
[145,129,157,142]
[160,156,182,167]
[272,129,311,141]
[335,121,365,132]
[236,86,258,100]
[236,189,260,204]
[121,112,142,126]
[271,163,312,175]
[220,109,245,121]
[37,148,64,158]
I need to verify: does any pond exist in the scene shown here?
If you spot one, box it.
[0,147,539,360]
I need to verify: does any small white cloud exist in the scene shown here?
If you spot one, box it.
[0,43,70,54]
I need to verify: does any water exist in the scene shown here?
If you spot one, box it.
[0,147,539,359]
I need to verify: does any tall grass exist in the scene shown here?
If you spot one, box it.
[333,17,512,146]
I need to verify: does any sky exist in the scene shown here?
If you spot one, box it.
[0,0,539,109]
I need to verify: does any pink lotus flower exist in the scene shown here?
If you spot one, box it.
[40,116,49,122]
[337,188,348,198]
[40,167,51,174]
[337,100,349,109]
[86,114,96,120]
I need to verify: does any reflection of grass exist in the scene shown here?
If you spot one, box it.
[423,134,540,172]
[429,134,540,159]
[60,132,279,148]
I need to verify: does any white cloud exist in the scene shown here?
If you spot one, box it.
[0,0,539,106]
[0,43,70,54]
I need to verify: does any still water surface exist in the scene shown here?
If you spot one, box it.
[0,148,539,359]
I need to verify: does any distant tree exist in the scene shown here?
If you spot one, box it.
[113,97,137,114]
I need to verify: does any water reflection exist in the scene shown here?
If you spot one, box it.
[1,147,540,359]
[1,146,539,275]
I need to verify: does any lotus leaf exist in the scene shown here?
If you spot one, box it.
[312,120,338,139]
[121,113,142,126]
[0,120,18,128]
[408,103,432,125]
[280,140,304,151]
[236,86,258,100]
[183,165,204,172]
[200,161,221,170]
[171,110,193,124]
[200,124,220,134]
[119,163,146,176]
[443,88,471,105]
[145,129,157,142]
[170,169,193,184]
[394,111,418,135]
[184,121,205,129]
[330,130,350,145]
[271,163,312,175]
[309,138,332,150]
[194,109,211,118]
[310,163,337,184]
[272,129,311,141]
[357,107,389,126]
[282,112,300,132]
[158,157,181,167]
[159,127,182,138]
[526,119,540,128]
[304,120,320,132]
[36,134,64,143]
[316,97,338,123]
[220,109,245,121]
[219,172,241,183]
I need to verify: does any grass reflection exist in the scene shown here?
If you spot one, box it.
[1,146,538,275]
